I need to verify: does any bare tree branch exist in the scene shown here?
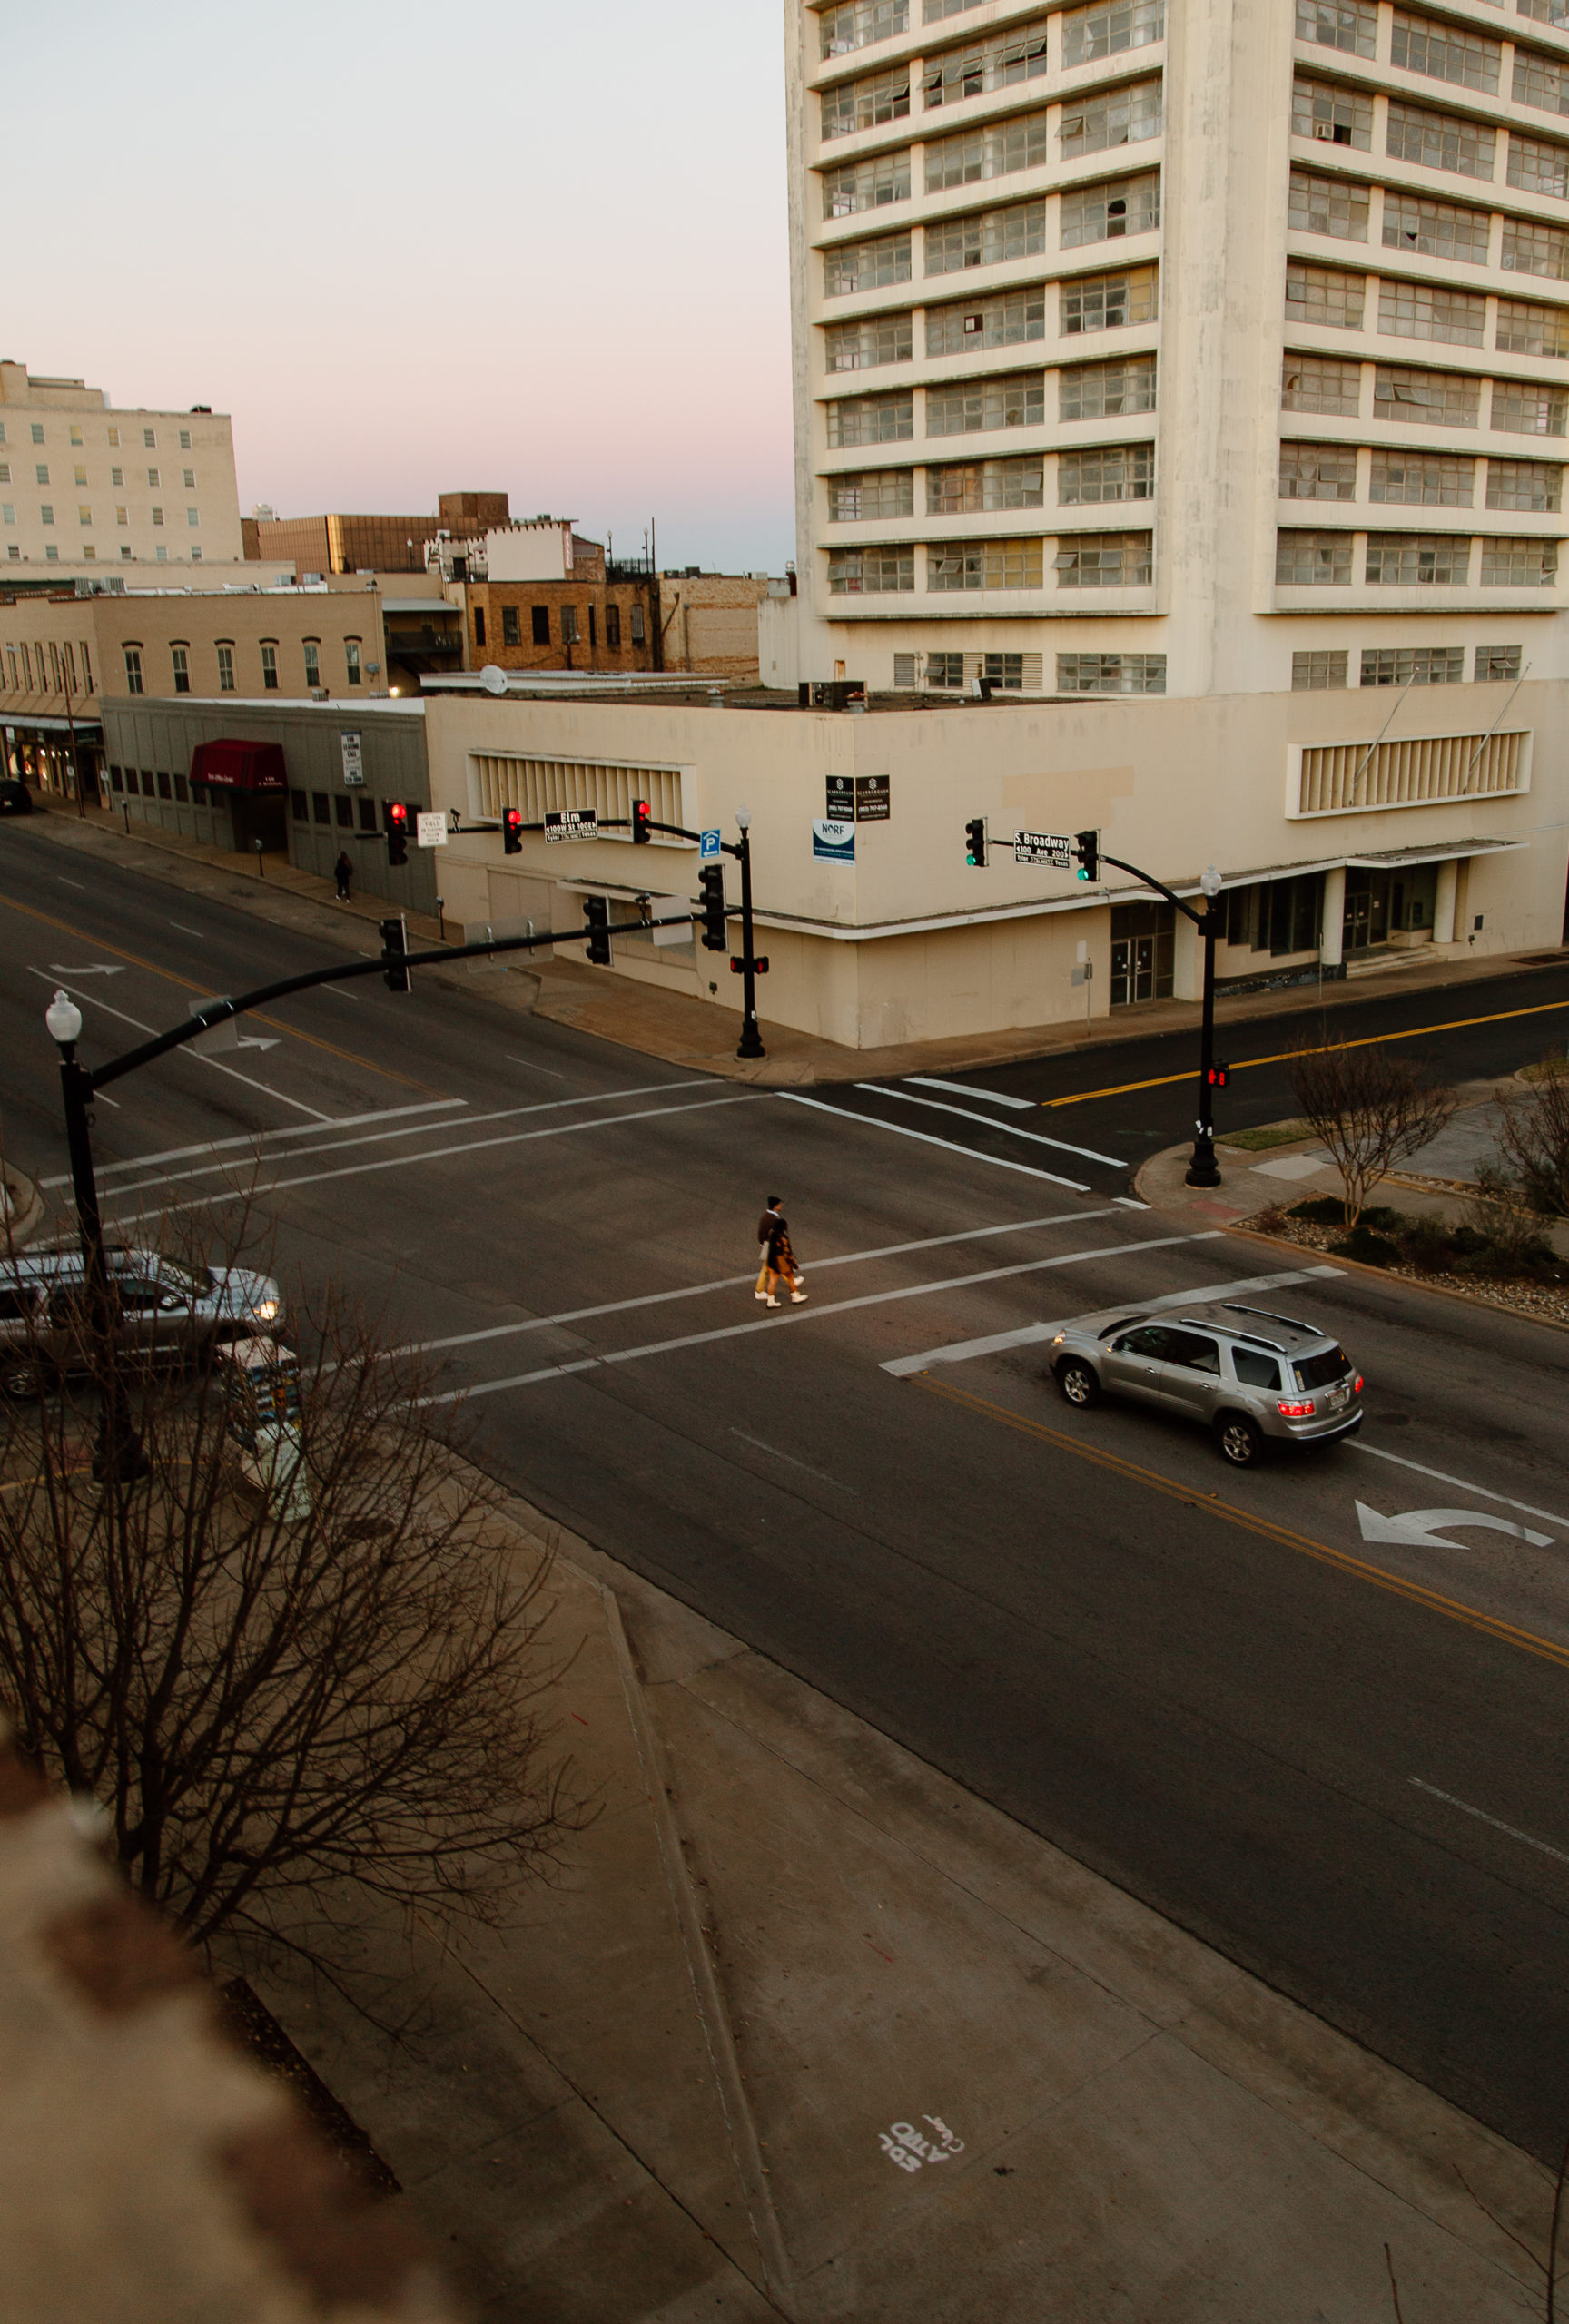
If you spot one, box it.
[0,1203,588,2004]
[1287,1041,1456,1230]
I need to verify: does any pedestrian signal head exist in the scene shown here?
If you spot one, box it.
[1207,1062,1229,1089]
[502,807,523,854]
[964,816,987,869]
[1073,829,1100,881]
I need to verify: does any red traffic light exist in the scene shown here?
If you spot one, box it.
[388,802,406,825]
[631,799,652,844]
[502,806,524,854]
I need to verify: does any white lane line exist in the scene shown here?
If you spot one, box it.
[416,1229,1220,1407]
[779,1091,1088,1191]
[386,1208,1121,1361]
[321,983,360,1000]
[1410,1778,1569,1872]
[29,970,334,1123]
[168,921,206,938]
[506,1056,567,1078]
[94,1077,721,1200]
[864,1083,1123,1170]
[101,1092,765,1226]
[1354,1441,1569,1534]
[55,878,86,891]
[38,1098,469,1191]
[731,1429,860,1493]
[1115,1197,1148,1209]
[904,1076,1035,1112]
[881,1264,1339,1377]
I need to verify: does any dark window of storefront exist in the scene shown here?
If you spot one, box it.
[357,797,378,832]
[334,794,353,827]
[1110,901,1174,1006]
[532,606,550,645]
[473,606,486,647]
[311,792,330,823]
[502,606,520,647]
[156,770,172,801]
[606,603,621,649]
[291,790,309,821]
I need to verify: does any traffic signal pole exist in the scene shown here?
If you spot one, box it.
[1094,851,1224,1190]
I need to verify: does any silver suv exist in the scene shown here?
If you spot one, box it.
[1049,1300,1363,1467]
[0,1248,281,1400]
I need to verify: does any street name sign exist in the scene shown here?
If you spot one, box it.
[1014,830,1073,868]
[544,808,598,843]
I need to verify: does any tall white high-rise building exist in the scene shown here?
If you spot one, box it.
[773,0,1569,995]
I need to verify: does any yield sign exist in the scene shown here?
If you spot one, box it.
[1356,1501,1554,1551]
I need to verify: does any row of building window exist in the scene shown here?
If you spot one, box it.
[1280,442,1560,505]
[1283,350,1569,430]
[472,601,644,651]
[4,544,196,566]
[1294,645,1525,685]
[828,533,1152,590]
[828,444,1153,516]
[1292,169,1569,280]
[0,465,195,490]
[885,646,1165,690]
[1277,527,1559,582]
[823,263,1157,369]
[827,355,1154,443]
[820,0,1159,68]
[820,80,1163,188]
[820,6,1162,139]
[0,422,192,452]
[1,640,93,696]
[822,175,1160,288]
[1292,168,1569,276]
[3,506,200,529]
[1299,2,1569,94]
[1287,262,1569,352]
[119,637,365,696]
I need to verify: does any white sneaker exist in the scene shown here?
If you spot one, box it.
[755,1290,769,1301]
[790,1291,808,1304]
[765,1297,781,1309]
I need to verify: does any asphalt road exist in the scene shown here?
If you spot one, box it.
[5,821,1569,2167]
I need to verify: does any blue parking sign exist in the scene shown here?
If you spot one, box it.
[699,827,723,862]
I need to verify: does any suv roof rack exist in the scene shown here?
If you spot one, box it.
[1220,1304,1318,1339]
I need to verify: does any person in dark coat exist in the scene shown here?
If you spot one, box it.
[755,1196,806,1308]
[333,850,354,902]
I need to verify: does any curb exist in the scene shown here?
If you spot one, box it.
[1135,1144,1569,1339]
[600,1585,794,2318]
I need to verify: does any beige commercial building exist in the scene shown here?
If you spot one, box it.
[0,360,244,579]
[0,573,460,798]
[405,672,1556,1048]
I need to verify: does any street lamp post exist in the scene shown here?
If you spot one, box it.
[734,803,765,1062]
[44,990,144,1480]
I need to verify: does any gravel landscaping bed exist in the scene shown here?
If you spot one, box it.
[1245,1207,1569,1330]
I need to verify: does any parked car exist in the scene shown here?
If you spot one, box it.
[1048,1299,1363,1467]
[0,1247,282,1399]
[0,780,35,815]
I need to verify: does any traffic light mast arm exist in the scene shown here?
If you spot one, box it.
[1094,853,1209,931]
[88,915,702,1093]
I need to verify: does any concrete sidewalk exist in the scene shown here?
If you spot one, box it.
[21,803,1564,1089]
[260,1489,1548,2322]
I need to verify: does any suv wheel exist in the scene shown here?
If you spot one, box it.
[1057,1359,1100,1409]
[1215,1413,1264,1468]
[1,1355,45,1402]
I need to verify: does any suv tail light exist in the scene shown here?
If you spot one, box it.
[1278,1399,1315,1418]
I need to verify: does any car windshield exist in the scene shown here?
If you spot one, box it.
[1294,1346,1349,1391]
[153,1259,212,1296]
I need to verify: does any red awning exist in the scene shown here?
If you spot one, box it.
[190,739,287,792]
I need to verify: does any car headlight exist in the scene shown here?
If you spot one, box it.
[252,1298,280,1324]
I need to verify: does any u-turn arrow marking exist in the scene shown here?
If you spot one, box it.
[1357,1501,1554,1551]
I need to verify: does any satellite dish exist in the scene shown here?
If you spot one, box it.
[479,664,508,697]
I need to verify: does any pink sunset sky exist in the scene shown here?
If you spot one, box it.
[6,1,795,573]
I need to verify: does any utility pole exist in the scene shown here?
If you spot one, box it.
[735,804,765,1062]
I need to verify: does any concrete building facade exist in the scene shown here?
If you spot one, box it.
[0,361,244,580]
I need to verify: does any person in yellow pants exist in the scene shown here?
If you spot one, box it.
[755,1196,807,1308]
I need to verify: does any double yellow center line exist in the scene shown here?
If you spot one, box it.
[1042,995,1569,1108]
[915,1374,1569,1677]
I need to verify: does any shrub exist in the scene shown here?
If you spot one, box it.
[1330,1225,1402,1267]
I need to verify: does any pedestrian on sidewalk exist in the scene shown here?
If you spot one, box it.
[756,1196,807,1308]
[333,850,353,903]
